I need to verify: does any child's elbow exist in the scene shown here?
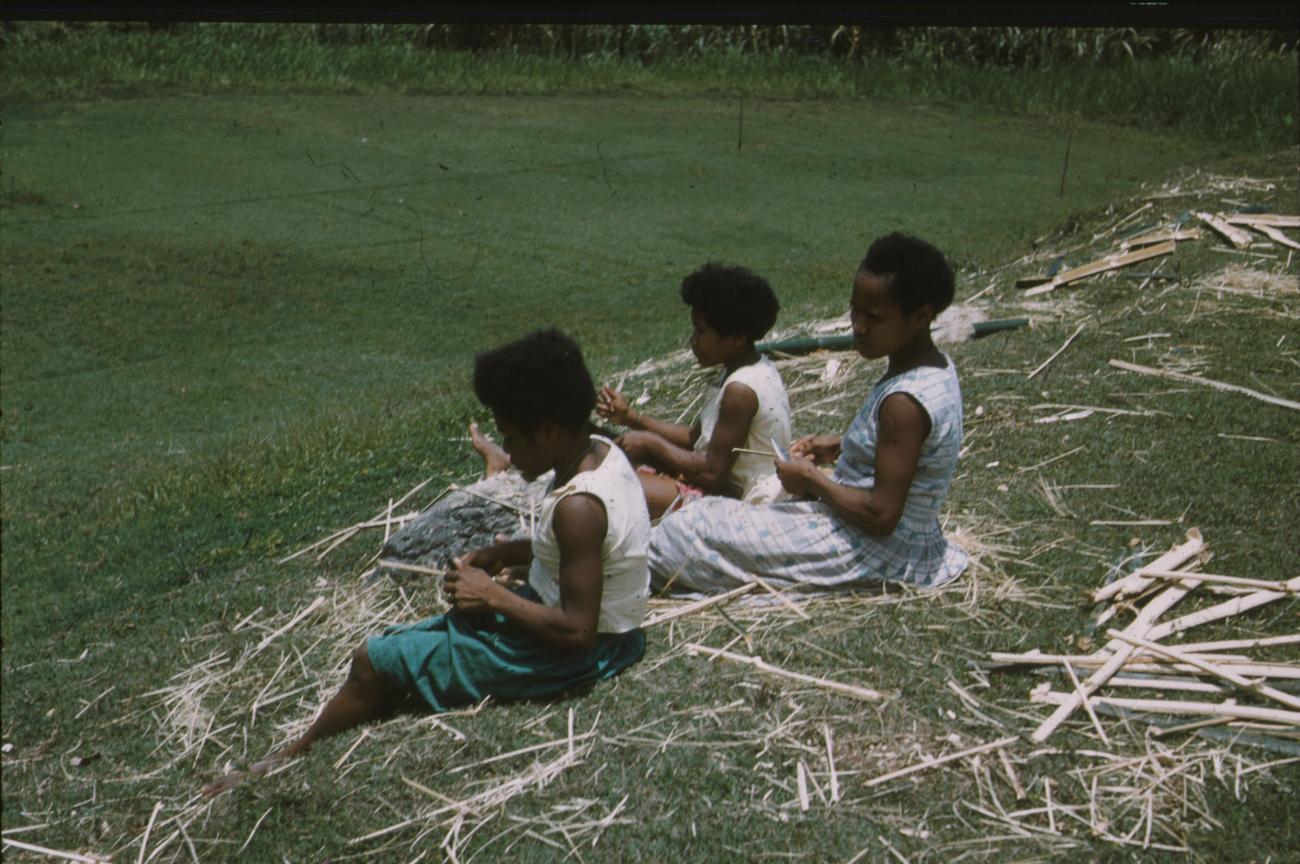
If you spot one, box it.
[569,630,598,653]
[862,503,903,535]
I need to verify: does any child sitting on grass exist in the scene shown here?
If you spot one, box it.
[471,263,792,520]
[649,233,968,592]
[597,262,792,517]
[204,329,650,796]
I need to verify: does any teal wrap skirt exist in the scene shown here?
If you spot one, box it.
[366,586,646,713]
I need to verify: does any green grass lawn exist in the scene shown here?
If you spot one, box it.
[3,84,1298,862]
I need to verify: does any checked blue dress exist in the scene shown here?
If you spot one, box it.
[648,357,968,591]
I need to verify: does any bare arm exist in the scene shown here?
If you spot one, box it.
[445,494,606,653]
[455,538,534,573]
[775,393,929,535]
[619,381,758,494]
[596,386,696,449]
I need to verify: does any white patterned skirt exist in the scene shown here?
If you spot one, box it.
[648,497,967,592]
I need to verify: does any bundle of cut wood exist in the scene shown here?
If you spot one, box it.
[991,529,1299,747]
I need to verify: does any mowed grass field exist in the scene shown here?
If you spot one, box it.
[3,86,1298,861]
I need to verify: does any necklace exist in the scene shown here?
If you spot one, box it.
[551,439,594,489]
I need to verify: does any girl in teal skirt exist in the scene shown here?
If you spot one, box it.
[204,329,650,796]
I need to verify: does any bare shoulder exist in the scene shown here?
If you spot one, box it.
[878,392,931,441]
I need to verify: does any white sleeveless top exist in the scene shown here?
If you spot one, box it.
[693,357,792,502]
[527,437,651,633]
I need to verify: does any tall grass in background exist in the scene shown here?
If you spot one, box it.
[3,22,1296,149]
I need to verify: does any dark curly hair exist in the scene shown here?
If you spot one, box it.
[679,263,780,343]
[472,328,596,433]
[859,233,955,317]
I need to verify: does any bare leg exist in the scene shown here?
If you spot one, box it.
[469,422,512,477]
[202,642,407,797]
[639,472,683,521]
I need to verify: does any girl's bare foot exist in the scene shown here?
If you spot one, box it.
[469,422,511,477]
[200,753,288,798]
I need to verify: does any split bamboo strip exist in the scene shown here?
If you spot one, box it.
[1120,227,1202,249]
[1108,359,1300,412]
[685,643,884,701]
[1140,569,1296,593]
[1196,212,1254,247]
[1223,213,1300,228]
[448,731,595,775]
[1173,634,1300,654]
[1252,224,1300,251]
[378,559,446,577]
[1107,630,1300,712]
[1145,577,1300,641]
[1093,529,1203,603]
[863,736,1019,788]
[1108,675,1225,694]
[451,484,528,514]
[1027,324,1085,380]
[824,724,841,803]
[732,447,778,458]
[1,839,110,863]
[751,575,812,620]
[288,477,434,563]
[1064,660,1110,745]
[1032,572,1205,743]
[249,596,326,659]
[1022,240,1176,297]
[1031,691,1300,726]
[990,652,1300,679]
[136,801,164,864]
[642,583,757,628]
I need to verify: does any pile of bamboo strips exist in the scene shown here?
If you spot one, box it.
[990,529,1299,749]
[1017,209,1298,297]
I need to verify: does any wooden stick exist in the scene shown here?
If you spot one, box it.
[642,583,757,628]
[1022,240,1175,297]
[1145,577,1300,641]
[377,559,446,577]
[1032,573,1205,743]
[732,446,777,458]
[1108,630,1300,712]
[1197,212,1254,247]
[1140,568,1297,593]
[1027,324,1085,380]
[863,736,1018,788]
[1109,358,1300,412]
[1223,213,1300,228]
[751,575,812,620]
[685,643,884,701]
[1093,528,1203,603]
[1031,691,1300,726]
[1250,223,1300,251]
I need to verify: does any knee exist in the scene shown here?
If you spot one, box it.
[347,642,379,687]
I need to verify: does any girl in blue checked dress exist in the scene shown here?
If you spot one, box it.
[649,233,968,592]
